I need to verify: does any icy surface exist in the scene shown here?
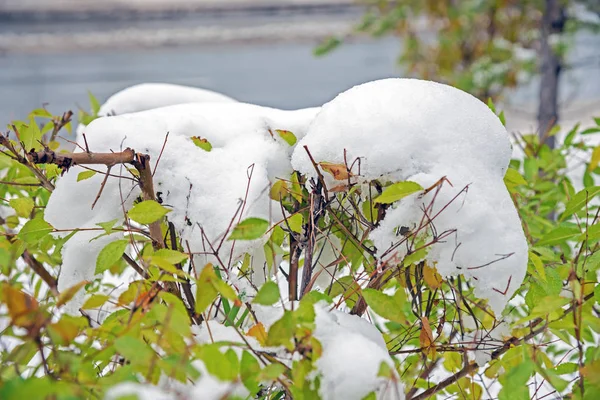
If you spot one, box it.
[292,78,528,315]
[47,102,319,309]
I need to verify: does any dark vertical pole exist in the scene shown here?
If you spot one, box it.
[537,0,566,149]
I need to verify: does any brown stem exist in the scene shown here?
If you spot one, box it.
[21,250,58,295]
[27,148,135,169]
[131,153,162,250]
[409,292,595,400]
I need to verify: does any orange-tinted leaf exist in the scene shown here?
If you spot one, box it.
[419,317,436,357]
[1,284,44,331]
[319,162,353,181]
[247,322,268,346]
[330,183,351,192]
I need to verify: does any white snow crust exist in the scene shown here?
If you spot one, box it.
[292,78,528,315]
[76,83,237,136]
[314,307,404,400]
[43,78,532,400]
[47,102,319,309]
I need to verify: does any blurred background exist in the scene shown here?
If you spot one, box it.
[1,0,599,136]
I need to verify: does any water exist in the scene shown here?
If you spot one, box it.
[0,38,400,123]
[0,20,598,127]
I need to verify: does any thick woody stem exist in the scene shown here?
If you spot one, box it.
[22,250,59,296]
[131,154,163,251]
[27,148,136,169]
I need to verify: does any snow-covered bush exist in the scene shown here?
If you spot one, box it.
[0,80,599,400]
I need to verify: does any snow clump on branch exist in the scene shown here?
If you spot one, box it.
[291,78,528,315]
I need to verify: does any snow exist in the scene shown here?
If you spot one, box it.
[76,83,237,136]
[47,102,319,310]
[103,304,403,400]
[97,83,237,116]
[292,78,528,315]
[314,306,404,400]
[105,382,174,400]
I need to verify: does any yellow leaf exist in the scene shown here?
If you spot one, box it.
[48,318,80,343]
[247,322,268,346]
[589,146,600,172]
[1,284,44,331]
[423,264,443,290]
[270,180,289,201]
[319,162,352,181]
[419,317,436,357]
[57,280,90,307]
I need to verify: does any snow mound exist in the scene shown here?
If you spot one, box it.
[314,307,404,400]
[104,306,403,400]
[98,83,237,117]
[292,78,528,315]
[76,83,237,136]
[47,102,319,309]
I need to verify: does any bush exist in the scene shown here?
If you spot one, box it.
[0,80,599,400]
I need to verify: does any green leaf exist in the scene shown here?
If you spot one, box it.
[374,181,423,204]
[127,200,170,224]
[504,168,527,187]
[88,91,101,116]
[258,363,287,381]
[553,362,578,375]
[198,345,238,381]
[228,218,269,241]
[253,281,280,306]
[529,251,546,281]
[487,98,496,113]
[95,239,129,274]
[287,213,303,233]
[213,278,238,302]
[195,264,218,314]
[9,197,34,218]
[589,146,600,172]
[362,288,407,323]
[191,136,212,152]
[81,294,110,310]
[240,351,261,393]
[276,129,297,146]
[581,127,600,135]
[536,226,580,247]
[96,219,120,234]
[560,186,600,220]
[18,216,53,244]
[57,280,89,307]
[114,336,154,365]
[314,36,342,56]
[31,108,52,118]
[77,170,96,182]
[266,311,295,349]
[152,249,189,265]
[563,123,579,146]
